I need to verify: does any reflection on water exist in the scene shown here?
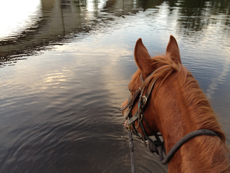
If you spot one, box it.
[0,0,41,41]
[0,0,230,172]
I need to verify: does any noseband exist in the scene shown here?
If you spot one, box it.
[120,67,220,166]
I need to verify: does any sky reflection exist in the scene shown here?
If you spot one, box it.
[0,0,41,41]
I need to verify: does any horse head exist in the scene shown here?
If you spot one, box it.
[121,36,230,173]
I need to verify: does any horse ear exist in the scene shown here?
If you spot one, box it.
[134,38,152,73]
[166,35,182,64]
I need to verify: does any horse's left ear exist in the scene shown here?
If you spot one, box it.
[134,38,152,74]
[166,35,182,64]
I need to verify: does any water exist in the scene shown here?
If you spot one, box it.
[0,0,230,172]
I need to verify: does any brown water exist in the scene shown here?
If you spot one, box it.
[0,0,230,172]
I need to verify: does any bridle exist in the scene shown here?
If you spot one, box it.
[120,69,166,163]
[120,67,220,172]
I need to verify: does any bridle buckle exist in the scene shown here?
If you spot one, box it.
[141,96,148,107]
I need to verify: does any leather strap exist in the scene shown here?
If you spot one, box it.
[128,131,136,173]
[119,88,141,111]
[148,129,219,164]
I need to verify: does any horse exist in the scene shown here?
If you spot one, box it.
[121,36,230,173]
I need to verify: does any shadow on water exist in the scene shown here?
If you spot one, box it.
[0,0,230,172]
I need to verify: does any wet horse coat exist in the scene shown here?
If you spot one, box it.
[121,36,230,173]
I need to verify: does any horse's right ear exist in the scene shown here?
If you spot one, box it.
[166,35,182,64]
[134,38,152,74]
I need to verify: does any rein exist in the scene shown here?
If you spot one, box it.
[121,68,220,172]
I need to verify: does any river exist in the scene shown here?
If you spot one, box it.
[0,0,230,172]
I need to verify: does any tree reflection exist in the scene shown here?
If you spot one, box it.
[210,0,230,15]
[0,0,230,65]
[177,0,230,37]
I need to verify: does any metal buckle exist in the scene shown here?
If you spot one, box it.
[126,124,132,131]
[142,96,147,106]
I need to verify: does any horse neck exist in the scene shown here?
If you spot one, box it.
[151,73,230,173]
